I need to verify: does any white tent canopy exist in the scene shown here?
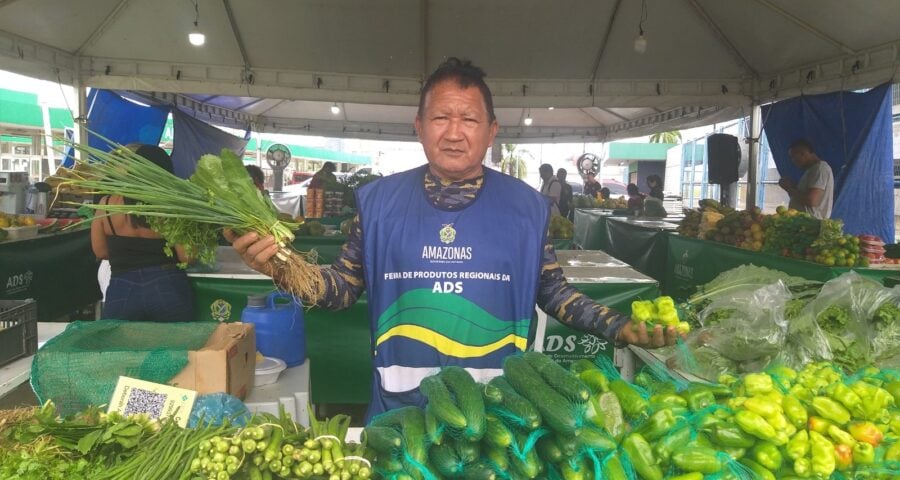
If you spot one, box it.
[2,0,900,142]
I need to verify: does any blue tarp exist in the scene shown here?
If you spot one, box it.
[62,90,169,167]
[762,84,895,242]
[170,108,250,178]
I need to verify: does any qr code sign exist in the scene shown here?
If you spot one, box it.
[122,387,167,419]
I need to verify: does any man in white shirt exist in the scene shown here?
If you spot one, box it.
[539,163,562,215]
[778,139,834,219]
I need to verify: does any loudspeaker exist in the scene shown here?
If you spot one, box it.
[707,133,740,184]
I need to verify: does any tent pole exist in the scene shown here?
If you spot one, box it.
[747,103,762,209]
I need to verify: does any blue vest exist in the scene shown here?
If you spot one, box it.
[357,165,550,418]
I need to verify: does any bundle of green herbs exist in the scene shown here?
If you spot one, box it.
[59,141,325,302]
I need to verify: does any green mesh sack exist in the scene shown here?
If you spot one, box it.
[31,320,219,415]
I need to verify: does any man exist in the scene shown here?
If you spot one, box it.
[556,168,574,219]
[310,161,338,188]
[778,139,833,219]
[228,58,679,418]
[583,172,602,198]
[539,163,562,216]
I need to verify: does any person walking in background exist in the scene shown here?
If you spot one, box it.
[245,165,269,196]
[583,172,602,198]
[539,163,562,215]
[556,168,573,219]
[779,139,834,219]
[626,182,644,215]
[646,174,664,200]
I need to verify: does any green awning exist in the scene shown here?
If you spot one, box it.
[0,98,74,129]
[608,142,676,162]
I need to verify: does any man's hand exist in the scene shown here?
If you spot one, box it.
[223,229,278,276]
[616,320,682,348]
[778,178,795,191]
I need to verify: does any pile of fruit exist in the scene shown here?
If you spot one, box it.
[0,212,36,229]
[571,194,627,210]
[364,352,899,480]
[678,201,871,267]
[631,296,692,334]
[549,215,574,239]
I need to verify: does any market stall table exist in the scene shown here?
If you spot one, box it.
[0,229,101,321]
[665,234,897,300]
[603,217,678,281]
[572,209,618,251]
[189,247,660,405]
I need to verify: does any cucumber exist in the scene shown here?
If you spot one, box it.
[429,443,464,478]
[420,375,468,429]
[425,404,444,445]
[484,446,510,471]
[453,438,481,465]
[482,383,504,406]
[363,426,403,454]
[503,355,581,436]
[523,351,590,402]
[462,460,497,480]
[511,433,543,479]
[375,457,404,473]
[441,367,486,441]
[578,426,617,452]
[484,414,514,448]
[553,434,579,458]
[561,457,588,480]
[393,407,428,479]
[536,436,564,464]
[488,377,542,430]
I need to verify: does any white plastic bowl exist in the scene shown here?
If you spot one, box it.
[254,356,287,387]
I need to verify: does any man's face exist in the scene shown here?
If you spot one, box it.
[415,80,498,181]
[789,147,811,168]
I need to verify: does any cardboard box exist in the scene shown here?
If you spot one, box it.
[169,323,256,399]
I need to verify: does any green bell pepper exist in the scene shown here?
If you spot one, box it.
[578,369,610,394]
[852,442,875,465]
[609,379,649,421]
[630,300,655,323]
[720,446,746,460]
[734,410,777,442]
[885,380,900,405]
[635,408,680,441]
[622,433,662,480]
[599,453,628,480]
[834,443,853,471]
[667,474,703,480]
[671,446,723,474]
[718,374,738,387]
[811,396,851,425]
[848,421,884,446]
[851,381,896,420]
[750,441,783,471]
[807,416,833,434]
[708,384,734,399]
[785,430,809,461]
[709,422,756,448]
[649,392,688,409]
[788,384,813,403]
[884,440,900,461]
[743,396,781,418]
[827,424,857,447]
[681,383,716,412]
[654,426,691,464]
[782,395,808,429]
[792,457,812,478]
[809,430,836,477]
[743,373,775,396]
[825,382,867,419]
[739,458,776,480]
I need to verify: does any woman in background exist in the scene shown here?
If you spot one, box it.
[626,183,645,214]
[90,144,195,322]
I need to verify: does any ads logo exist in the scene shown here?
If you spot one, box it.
[210,299,233,322]
[673,249,694,280]
[544,334,607,355]
[5,270,33,295]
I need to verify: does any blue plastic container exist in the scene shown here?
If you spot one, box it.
[241,292,306,367]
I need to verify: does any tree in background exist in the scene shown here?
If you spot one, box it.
[649,131,682,144]
[499,144,529,180]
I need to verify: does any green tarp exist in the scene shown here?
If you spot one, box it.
[604,218,676,282]
[665,235,895,300]
[573,209,617,250]
[0,230,101,320]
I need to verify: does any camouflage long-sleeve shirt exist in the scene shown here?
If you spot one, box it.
[310,170,629,342]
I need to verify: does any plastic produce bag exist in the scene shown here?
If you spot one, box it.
[784,272,900,372]
[188,393,251,428]
[699,281,792,362]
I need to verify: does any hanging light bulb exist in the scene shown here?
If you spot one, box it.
[188,1,205,46]
[634,0,648,54]
[330,103,341,115]
[523,110,533,126]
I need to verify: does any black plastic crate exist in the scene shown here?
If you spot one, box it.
[0,299,37,367]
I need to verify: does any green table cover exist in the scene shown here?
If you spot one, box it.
[552,238,575,251]
[573,209,617,250]
[0,229,101,320]
[665,235,896,300]
[604,217,677,282]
